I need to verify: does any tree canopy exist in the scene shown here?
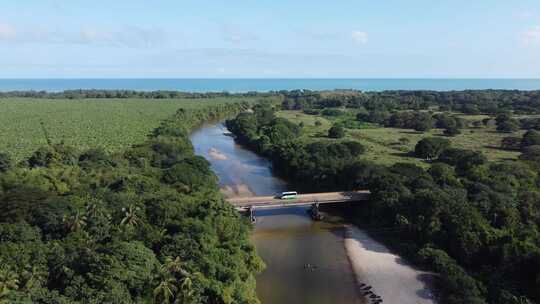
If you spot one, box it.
[0,103,264,304]
[227,100,540,303]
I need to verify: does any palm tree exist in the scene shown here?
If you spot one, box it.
[153,277,177,304]
[0,268,19,297]
[161,257,188,277]
[174,276,195,304]
[85,202,104,218]
[120,204,141,227]
[63,211,87,232]
[21,265,47,290]
[180,276,194,295]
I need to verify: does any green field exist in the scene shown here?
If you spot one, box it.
[0,97,254,160]
[277,110,524,167]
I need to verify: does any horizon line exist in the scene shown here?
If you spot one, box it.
[0,77,540,80]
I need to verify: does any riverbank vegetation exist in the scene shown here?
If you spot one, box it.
[227,89,540,304]
[0,100,265,303]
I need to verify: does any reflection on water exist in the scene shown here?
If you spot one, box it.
[191,123,288,197]
[191,123,361,304]
[253,208,362,304]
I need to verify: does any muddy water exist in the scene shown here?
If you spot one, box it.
[190,123,362,304]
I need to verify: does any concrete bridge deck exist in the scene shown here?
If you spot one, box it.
[226,190,370,209]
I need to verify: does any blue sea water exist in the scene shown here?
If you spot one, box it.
[0,78,539,92]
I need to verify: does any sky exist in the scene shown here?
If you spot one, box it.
[1,0,540,78]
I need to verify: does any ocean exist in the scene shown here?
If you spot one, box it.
[0,78,539,92]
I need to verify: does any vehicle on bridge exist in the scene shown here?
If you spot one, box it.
[227,190,370,210]
[279,191,298,199]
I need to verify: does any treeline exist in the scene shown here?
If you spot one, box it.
[226,104,365,190]
[4,89,540,115]
[501,129,540,164]
[282,89,540,114]
[0,89,277,99]
[0,102,264,303]
[357,110,465,134]
[226,105,540,304]
[311,102,540,136]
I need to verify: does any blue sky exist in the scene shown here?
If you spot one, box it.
[1,0,540,78]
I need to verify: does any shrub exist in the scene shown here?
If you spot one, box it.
[501,137,522,150]
[303,109,320,115]
[418,247,487,304]
[520,145,540,161]
[521,130,540,149]
[328,124,345,138]
[322,108,344,116]
[496,113,520,133]
[27,147,60,168]
[79,148,114,168]
[444,126,461,136]
[496,120,520,133]
[342,141,365,156]
[438,148,486,173]
[414,137,451,159]
[0,152,12,172]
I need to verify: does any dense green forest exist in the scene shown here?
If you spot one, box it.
[2,89,540,304]
[0,101,265,303]
[3,89,540,114]
[226,92,540,304]
[281,89,540,114]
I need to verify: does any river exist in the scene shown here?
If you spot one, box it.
[190,122,437,304]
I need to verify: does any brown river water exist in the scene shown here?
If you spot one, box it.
[191,123,363,304]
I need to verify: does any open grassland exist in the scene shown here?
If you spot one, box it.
[276,110,523,167]
[0,97,256,160]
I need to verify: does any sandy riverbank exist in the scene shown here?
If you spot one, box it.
[344,225,438,304]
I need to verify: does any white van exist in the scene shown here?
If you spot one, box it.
[280,191,298,199]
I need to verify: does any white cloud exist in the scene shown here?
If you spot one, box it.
[514,9,540,21]
[77,26,168,48]
[522,26,540,45]
[0,23,168,48]
[221,24,258,43]
[0,23,16,39]
[351,30,368,44]
[309,31,339,41]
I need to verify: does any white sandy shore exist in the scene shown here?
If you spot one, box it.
[344,225,438,304]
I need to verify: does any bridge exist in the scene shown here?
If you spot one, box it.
[226,190,370,210]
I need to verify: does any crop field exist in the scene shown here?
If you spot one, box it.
[0,97,255,160]
[277,110,524,167]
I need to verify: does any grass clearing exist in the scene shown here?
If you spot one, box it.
[0,97,255,160]
[277,110,523,166]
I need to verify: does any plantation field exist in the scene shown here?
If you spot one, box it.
[0,97,255,160]
[276,110,523,167]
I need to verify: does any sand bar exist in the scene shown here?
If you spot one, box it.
[344,225,438,304]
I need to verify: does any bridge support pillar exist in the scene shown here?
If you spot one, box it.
[310,203,323,221]
[248,206,256,223]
